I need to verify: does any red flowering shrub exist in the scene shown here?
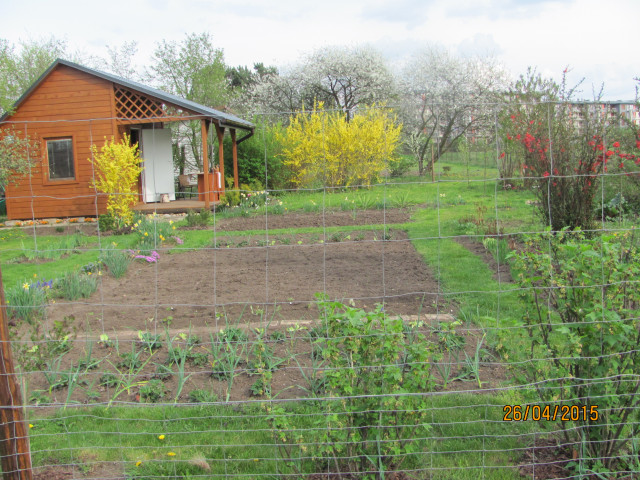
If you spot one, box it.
[501,69,636,231]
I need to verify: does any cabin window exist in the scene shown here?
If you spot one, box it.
[46,138,75,180]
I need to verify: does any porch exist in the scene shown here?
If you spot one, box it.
[132,198,221,214]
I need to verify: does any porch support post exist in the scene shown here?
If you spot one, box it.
[215,123,225,192]
[231,128,239,189]
[201,119,210,209]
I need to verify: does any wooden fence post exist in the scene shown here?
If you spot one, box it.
[0,265,32,480]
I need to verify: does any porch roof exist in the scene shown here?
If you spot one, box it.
[1,59,254,132]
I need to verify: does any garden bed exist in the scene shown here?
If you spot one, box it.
[20,313,503,407]
[44,230,443,331]
[210,207,413,230]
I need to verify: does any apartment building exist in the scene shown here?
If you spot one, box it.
[568,101,640,131]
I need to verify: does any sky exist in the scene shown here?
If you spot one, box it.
[1,0,638,101]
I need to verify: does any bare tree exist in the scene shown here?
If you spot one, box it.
[400,46,508,175]
[92,41,141,81]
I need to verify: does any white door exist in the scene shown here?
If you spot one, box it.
[141,129,175,203]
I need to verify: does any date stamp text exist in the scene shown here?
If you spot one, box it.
[502,404,599,422]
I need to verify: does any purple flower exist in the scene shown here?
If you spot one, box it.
[31,280,53,290]
[133,251,160,263]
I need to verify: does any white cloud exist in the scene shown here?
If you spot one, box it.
[1,0,638,100]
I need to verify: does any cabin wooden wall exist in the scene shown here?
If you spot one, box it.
[3,64,119,220]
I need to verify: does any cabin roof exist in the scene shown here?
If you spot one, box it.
[0,59,254,131]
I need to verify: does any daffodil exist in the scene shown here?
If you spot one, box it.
[158,434,165,440]
[22,283,29,290]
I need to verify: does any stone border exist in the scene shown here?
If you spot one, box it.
[0,213,188,229]
[0,217,95,228]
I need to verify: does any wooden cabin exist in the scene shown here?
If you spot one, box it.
[0,59,254,220]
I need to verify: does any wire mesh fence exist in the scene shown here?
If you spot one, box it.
[0,101,639,479]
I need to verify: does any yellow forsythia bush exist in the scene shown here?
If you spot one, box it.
[90,135,143,227]
[277,103,401,188]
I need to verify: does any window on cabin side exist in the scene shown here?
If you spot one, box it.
[46,138,75,180]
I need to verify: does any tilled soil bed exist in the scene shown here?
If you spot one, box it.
[211,208,413,231]
[45,229,443,332]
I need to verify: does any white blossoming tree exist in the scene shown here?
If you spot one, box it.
[400,47,508,175]
[245,45,397,120]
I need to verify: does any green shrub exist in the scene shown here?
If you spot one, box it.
[388,154,415,177]
[269,297,434,477]
[185,209,212,227]
[221,189,241,208]
[510,229,640,471]
[248,179,264,192]
[98,213,117,232]
[223,118,289,189]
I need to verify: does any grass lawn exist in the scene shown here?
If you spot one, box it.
[2,152,632,478]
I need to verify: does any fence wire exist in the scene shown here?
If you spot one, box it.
[1,102,639,479]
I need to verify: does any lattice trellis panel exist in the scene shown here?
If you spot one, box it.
[114,86,168,120]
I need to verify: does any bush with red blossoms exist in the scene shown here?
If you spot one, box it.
[500,69,639,231]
